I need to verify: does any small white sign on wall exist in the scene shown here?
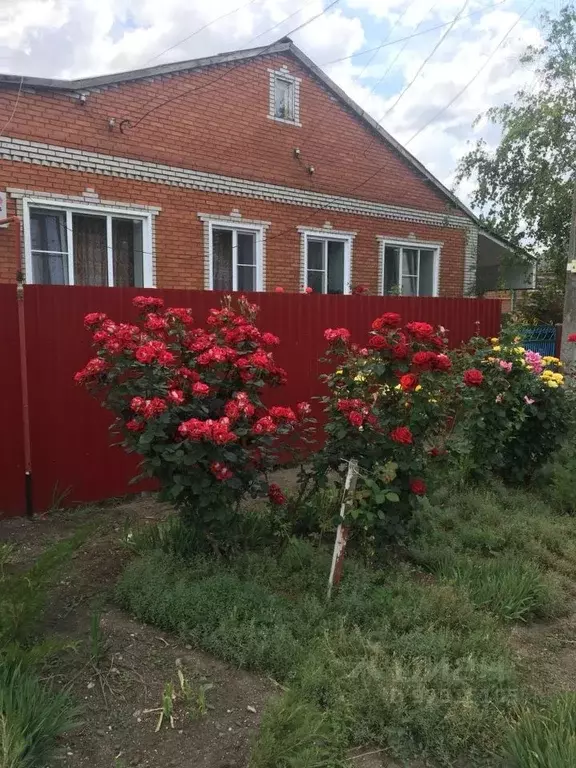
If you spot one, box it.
[0,191,7,226]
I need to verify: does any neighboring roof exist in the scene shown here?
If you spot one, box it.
[0,38,507,243]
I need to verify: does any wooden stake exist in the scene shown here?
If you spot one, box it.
[327,459,358,599]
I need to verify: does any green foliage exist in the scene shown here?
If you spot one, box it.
[451,330,574,485]
[455,6,576,311]
[249,692,346,768]
[0,663,79,768]
[506,694,576,767]
[536,442,576,514]
[318,316,454,542]
[76,295,312,553]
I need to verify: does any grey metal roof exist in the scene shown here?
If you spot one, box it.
[0,37,505,236]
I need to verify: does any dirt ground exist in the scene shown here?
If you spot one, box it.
[5,486,571,768]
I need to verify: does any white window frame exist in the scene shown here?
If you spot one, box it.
[23,197,154,287]
[206,219,265,292]
[268,68,301,126]
[378,237,441,297]
[299,228,354,295]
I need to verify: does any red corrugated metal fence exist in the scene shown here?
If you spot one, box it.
[1,286,501,517]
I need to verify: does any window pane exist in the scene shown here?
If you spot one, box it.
[238,265,256,291]
[307,240,323,271]
[419,249,435,296]
[212,229,233,290]
[307,270,323,293]
[402,275,418,296]
[73,214,107,286]
[113,219,143,288]
[402,248,419,276]
[32,252,68,285]
[327,241,345,294]
[274,78,294,120]
[30,209,67,253]
[237,233,255,266]
[383,246,400,295]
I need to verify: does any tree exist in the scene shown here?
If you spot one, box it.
[456,6,576,321]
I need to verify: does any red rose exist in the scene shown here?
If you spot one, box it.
[274,286,285,293]
[84,312,107,329]
[463,368,484,387]
[268,483,286,505]
[348,410,364,427]
[390,426,413,444]
[433,353,452,372]
[353,284,368,295]
[324,327,351,343]
[412,351,435,369]
[297,401,311,416]
[568,333,576,342]
[210,461,233,481]
[406,321,433,340]
[192,382,210,397]
[372,313,402,330]
[126,419,144,432]
[392,344,409,359]
[167,389,185,404]
[400,373,419,391]
[368,334,388,350]
[269,406,297,422]
[410,479,427,496]
[224,401,241,421]
[262,332,280,346]
[133,295,164,311]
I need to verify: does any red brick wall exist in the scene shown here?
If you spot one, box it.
[0,52,458,212]
[0,162,466,295]
[0,50,471,292]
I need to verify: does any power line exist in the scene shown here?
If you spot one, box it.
[0,75,23,140]
[143,0,262,66]
[320,0,510,67]
[407,0,537,145]
[126,0,342,130]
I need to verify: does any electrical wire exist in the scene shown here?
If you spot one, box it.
[143,0,262,66]
[0,75,24,140]
[125,0,342,130]
[406,0,537,145]
[320,0,510,66]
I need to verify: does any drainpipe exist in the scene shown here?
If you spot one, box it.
[1,215,33,517]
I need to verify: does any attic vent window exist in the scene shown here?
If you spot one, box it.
[268,69,301,126]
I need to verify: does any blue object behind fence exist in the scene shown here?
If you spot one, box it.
[521,325,557,357]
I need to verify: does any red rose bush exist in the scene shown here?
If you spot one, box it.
[318,314,452,539]
[75,295,310,551]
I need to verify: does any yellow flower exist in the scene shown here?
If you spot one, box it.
[519,359,527,367]
[541,370,553,379]
[543,356,560,364]
[547,380,559,389]
[486,357,496,363]
[552,373,564,383]
[429,398,438,404]
[335,369,343,375]
[394,384,402,390]
[415,385,422,392]
[492,345,501,352]
[490,337,499,344]
[354,373,366,382]
[513,347,525,355]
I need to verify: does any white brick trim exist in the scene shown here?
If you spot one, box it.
[268,66,301,127]
[0,137,472,231]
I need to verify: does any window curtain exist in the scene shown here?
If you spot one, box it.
[212,229,233,290]
[73,214,107,286]
[402,249,419,296]
[113,219,135,287]
[30,209,68,284]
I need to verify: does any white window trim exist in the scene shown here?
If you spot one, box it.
[200,216,267,292]
[268,68,302,127]
[377,236,441,297]
[22,197,154,287]
[299,227,354,295]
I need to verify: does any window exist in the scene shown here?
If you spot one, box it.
[208,222,264,291]
[380,241,439,296]
[301,231,353,294]
[24,200,153,287]
[268,69,301,125]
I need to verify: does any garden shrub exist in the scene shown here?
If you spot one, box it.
[316,315,455,542]
[453,329,575,485]
[536,441,576,514]
[76,295,312,552]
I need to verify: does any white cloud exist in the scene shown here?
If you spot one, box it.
[0,0,550,205]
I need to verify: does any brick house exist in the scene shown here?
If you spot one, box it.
[0,38,511,296]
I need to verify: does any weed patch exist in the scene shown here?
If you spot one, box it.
[506,693,576,767]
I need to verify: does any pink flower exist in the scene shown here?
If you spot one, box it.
[167,389,185,404]
[525,350,543,375]
[499,360,513,373]
[524,396,535,405]
[274,286,285,293]
[297,401,311,416]
[324,327,351,343]
[305,287,313,294]
[192,382,210,397]
[252,416,277,435]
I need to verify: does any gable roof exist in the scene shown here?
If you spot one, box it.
[0,38,488,232]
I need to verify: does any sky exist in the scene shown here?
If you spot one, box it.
[0,0,559,206]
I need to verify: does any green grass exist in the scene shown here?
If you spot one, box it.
[505,694,576,767]
[117,479,576,766]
